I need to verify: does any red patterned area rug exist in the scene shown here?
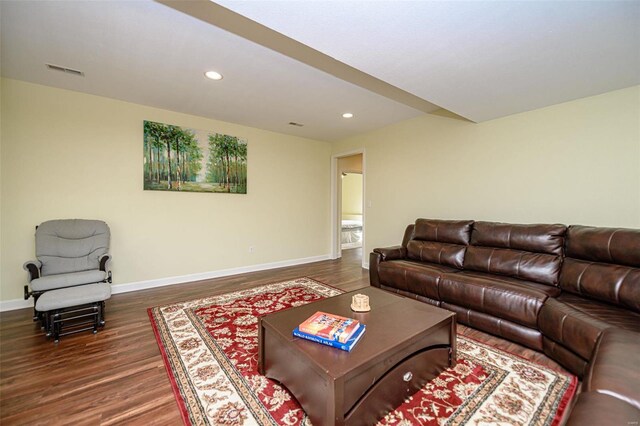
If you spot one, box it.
[148,278,577,426]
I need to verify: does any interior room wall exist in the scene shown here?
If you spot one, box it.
[331,86,640,263]
[0,81,3,293]
[0,78,331,303]
[338,153,363,221]
[341,174,363,219]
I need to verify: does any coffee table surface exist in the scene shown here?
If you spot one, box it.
[259,285,455,392]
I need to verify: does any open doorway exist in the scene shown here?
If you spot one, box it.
[341,172,363,249]
[332,151,365,266]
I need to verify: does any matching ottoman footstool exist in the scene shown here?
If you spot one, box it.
[35,283,111,342]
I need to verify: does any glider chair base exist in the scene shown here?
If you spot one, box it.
[35,283,111,343]
[41,302,106,343]
[25,273,112,324]
[25,287,44,322]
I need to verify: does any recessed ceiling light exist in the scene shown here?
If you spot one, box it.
[204,71,223,81]
[342,113,354,118]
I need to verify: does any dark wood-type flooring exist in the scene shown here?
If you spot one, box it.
[0,248,571,425]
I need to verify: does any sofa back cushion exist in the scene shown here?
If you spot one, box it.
[406,219,473,269]
[560,226,640,312]
[463,222,567,285]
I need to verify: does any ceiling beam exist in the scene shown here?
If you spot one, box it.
[156,0,444,114]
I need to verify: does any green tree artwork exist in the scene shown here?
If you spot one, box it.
[143,120,247,193]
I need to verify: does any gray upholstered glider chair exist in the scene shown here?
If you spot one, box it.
[24,219,112,321]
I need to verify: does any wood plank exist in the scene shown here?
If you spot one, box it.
[0,248,569,425]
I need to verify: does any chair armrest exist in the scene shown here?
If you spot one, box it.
[23,260,41,282]
[99,254,112,272]
[373,246,407,261]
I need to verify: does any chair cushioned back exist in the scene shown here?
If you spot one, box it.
[36,219,110,276]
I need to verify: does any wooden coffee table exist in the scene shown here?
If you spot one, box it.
[258,286,456,426]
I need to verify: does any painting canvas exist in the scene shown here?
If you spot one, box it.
[143,120,247,193]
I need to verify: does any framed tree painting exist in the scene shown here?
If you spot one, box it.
[143,120,247,193]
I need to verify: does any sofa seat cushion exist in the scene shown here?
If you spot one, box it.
[539,293,640,361]
[439,271,553,328]
[584,328,640,410]
[378,260,456,301]
[442,302,544,350]
[449,271,561,298]
[30,269,107,292]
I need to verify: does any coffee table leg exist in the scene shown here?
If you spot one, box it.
[450,317,457,367]
[329,377,345,426]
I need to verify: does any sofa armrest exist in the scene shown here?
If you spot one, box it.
[99,254,112,272]
[566,392,640,426]
[23,260,42,282]
[369,252,382,288]
[373,246,407,261]
[583,328,640,410]
[370,246,407,288]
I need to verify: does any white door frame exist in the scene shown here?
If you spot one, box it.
[331,149,366,268]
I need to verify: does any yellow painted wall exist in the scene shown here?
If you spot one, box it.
[332,86,640,260]
[0,79,331,301]
[341,173,363,218]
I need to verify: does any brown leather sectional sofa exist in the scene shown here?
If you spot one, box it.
[370,219,640,423]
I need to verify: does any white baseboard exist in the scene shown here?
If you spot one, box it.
[0,298,32,312]
[0,254,331,312]
[110,254,331,295]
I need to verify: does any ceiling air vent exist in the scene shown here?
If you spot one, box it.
[288,122,304,127]
[46,63,85,77]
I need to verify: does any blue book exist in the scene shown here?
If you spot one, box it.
[293,324,366,352]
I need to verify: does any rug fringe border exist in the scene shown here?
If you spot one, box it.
[147,307,194,426]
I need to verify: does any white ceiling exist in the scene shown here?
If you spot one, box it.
[1,1,639,142]
[217,0,640,122]
[0,1,424,142]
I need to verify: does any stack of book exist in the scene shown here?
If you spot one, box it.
[292,311,366,352]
